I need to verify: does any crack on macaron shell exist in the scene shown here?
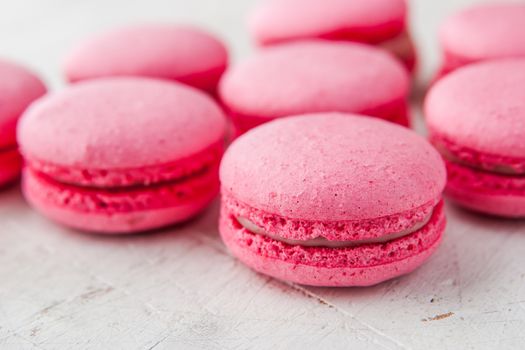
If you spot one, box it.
[431,134,525,175]
[223,190,439,241]
[24,165,219,214]
[445,160,525,196]
[24,141,224,188]
[220,201,445,269]
[237,212,431,247]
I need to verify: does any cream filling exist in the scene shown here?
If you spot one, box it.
[236,212,432,248]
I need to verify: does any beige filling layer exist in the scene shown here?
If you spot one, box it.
[236,212,432,248]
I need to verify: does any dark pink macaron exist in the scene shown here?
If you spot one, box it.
[63,24,228,94]
[426,59,525,217]
[219,40,410,135]
[219,113,446,286]
[436,3,525,80]
[0,58,46,187]
[18,78,227,233]
[248,0,417,72]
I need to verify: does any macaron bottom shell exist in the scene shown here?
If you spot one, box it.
[0,148,23,187]
[445,160,525,218]
[219,201,445,287]
[23,166,220,234]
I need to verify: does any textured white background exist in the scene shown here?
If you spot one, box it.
[1,0,525,349]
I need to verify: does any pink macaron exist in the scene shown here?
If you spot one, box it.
[0,59,46,187]
[426,59,525,218]
[219,40,410,135]
[63,24,228,94]
[219,113,446,287]
[436,3,525,80]
[18,78,227,233]
[248,0,417,73]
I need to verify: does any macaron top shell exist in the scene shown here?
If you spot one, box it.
[219,41,409,120]
[18,78,226,171]
[220,113,445,222]
[440,4,525,62]
[426,59,525,161]
[63,24,228,91]
[0,59,46,148]
[249,0,406,45]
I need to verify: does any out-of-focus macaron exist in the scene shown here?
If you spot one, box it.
[18,78,227,233]
[436,3,525,80]
[0,59,46,187]
[426,59,525,217]
[63,24,228,94]
[219,113,446,286]
[248,0,417,72]
[219,40,410,136]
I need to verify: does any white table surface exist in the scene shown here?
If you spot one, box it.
[1,1,524,349]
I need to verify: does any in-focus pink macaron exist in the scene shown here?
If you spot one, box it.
[426,59,525,218]
[18,78,227,233]
[249,0,417,72]
[436,3,525,79]
[219,40,410,135]
[0,59,46,187]
[219,113,446,287]
[63,24,228,94]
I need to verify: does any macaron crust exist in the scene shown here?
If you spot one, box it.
[0,59,47,187]
[219,40,410,136]
[18,78,227,233]
[248,0,417,72]
[219,114,446,286]
[63,24,228,94]
[426,59,525,217]
[437,3,525,78]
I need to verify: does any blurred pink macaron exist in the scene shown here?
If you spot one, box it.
[436,3,525,80]
[63,24,228,94]
[219,40,410,136]
[0,58,46,188]
[18,78,227,233]
[219,113,446,286]
[426,59,525,218]
[248,0,417,73]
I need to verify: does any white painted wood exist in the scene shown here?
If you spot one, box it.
[1,1,524,349]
